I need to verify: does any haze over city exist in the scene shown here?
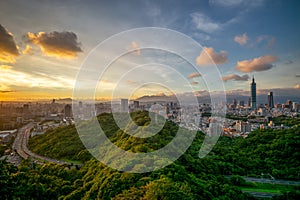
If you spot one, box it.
[0,0,299,101]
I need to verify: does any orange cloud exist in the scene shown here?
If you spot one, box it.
[130,41,141,55]
[188,72,201,78]
[22,45,33,55]
[26,31,82,59]
[234,33,248,45]
[235,55,277,72]
[101,79,110,83]
[191,81,198,85]
[0,24,20,63]
[196,47,227,66]
[222,74,249,82]
[294,84,300,89]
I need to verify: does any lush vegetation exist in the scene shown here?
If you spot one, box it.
[1,111,300,199]
[28,125,89,163]
[211,126,300,180]
[269,116,300,127]
[0,160,82,199]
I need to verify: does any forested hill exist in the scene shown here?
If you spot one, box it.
[2,111,299,199]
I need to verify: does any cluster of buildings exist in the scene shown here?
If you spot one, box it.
[0,129,17,144]
[0,77,299,140]
[223,77,299,137]
[0,99,75,138]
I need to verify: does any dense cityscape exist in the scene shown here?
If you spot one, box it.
[1,77,299,145]
[1,0,300,199]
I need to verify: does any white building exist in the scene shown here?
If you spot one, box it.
[235,121,251,133]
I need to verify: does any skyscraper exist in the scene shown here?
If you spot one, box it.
[268,92,274,108]
[64,104,72,118]
[233,98,237,108]
[250,76,256,110]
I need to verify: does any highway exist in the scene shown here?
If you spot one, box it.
[12,123,70,165]
[225,175,300,198]
[242,176,300,186]
[12,123,33,160]
[244,191,278,199]
[225,175,300,185]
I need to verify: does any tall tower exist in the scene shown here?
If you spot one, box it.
[268,92,274,108]
[250,76,256,110]
[64,104,72,118]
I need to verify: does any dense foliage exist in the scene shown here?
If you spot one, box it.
[28,125,89,162]
[2,111,299,199]
[211,126,300,180]
[270,116,300,127]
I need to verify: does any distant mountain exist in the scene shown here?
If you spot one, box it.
[56,98,73,103]
[136,93,177,103]
[135,88,300,104]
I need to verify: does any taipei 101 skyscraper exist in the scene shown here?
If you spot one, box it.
[250,76,256,110]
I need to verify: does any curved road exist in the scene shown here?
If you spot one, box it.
[225,175,300,198]
[12,123,72,165]
[225,175,300,185]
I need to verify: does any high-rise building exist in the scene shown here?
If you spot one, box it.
[238,100,244,107]
[292,102,298,112]
[285,100,292,110]
[248,97,251,107]
[268,92,274,108]
[233,98,237,108]
[250,76,256,110]
[121,99,128,112]
[235,121,251,133]
[64,104,72,118]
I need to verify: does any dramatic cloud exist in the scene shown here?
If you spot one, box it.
[234,33,248,45]
[190,13,221,33]
[26,31,82,58]
[0,24,20,63]
[0,65,73,90]
[196,47,228,66]
[0,89,15,93]
[188,72,201,79]
[222,74,249,82]
[130,41,141,55]
[235,55,277,72]
[22,45,33,55]
[294,84,300,89]
[0,81,11,92]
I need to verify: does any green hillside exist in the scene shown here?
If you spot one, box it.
[2,111,300,199]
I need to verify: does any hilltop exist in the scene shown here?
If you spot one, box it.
[8,111,300,199]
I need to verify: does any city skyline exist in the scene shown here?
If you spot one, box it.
[0,0,300,101]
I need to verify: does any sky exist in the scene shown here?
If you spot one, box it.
[0,0,299,101]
